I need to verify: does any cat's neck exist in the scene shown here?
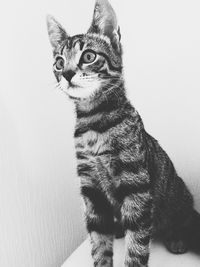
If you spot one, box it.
[75,80,128,117]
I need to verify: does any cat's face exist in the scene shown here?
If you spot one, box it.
[47,0,122,101]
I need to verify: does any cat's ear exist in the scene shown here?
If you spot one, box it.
[88,0,121,51]
[46,15,69,49]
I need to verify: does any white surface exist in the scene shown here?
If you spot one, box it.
[62,238,200,267]
[0,0,200,267]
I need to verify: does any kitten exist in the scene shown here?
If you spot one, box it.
[47,0,200,266]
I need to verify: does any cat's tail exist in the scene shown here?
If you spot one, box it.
[185,209,200,252]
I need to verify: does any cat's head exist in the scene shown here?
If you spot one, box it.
[47,0,123,103]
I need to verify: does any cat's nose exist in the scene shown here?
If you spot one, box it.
[63,70,76,82]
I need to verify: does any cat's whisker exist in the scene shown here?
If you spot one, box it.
[54,82,61,88]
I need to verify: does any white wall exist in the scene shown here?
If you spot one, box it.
[0,0,200,267]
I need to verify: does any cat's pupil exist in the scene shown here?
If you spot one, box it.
[58,59,63,67]
[56,58,64,70]
[82,51,96,64]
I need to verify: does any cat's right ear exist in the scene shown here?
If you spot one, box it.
[46,15,68,49]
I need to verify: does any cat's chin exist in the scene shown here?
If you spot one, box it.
[62,85,99,101]
[59,83,83,100]
[65,88,93,101]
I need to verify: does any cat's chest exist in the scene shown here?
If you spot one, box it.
[75,130,110,159]
[75,130,119,205]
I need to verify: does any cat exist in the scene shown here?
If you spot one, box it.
[47,0,200,266]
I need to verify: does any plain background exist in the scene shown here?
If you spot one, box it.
[0,0,200,266]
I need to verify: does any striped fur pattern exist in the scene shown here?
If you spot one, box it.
[47,0,200,266]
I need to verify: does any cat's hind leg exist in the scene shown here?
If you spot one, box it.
[158,175,193,254]
[164,209,200,254]
[164,235,188,254]
[162,222,189,254]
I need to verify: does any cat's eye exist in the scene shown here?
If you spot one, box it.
[81,50,96,64]
[54,56,65,71]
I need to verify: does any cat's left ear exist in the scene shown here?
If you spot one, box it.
[46,15,69,50]
[88,0,121,51]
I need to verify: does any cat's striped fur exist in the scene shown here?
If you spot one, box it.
[47,0,200,266]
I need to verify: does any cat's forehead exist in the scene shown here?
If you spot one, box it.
[57,33,112,56]
[62,34,85,51]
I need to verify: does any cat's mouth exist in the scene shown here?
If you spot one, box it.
[58,77,100,100]
[68,81,81,89]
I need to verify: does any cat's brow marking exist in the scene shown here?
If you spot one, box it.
[72,39,84,50]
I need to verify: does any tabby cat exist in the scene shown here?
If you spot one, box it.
[47,0,200,266]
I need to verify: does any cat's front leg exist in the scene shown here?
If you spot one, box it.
[121,191,152,267]
[90,232,114,267]
[81,186,114,267]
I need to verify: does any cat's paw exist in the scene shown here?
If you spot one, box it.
[165,240,188,254]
